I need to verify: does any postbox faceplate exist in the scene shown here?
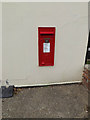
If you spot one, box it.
[38,27,55,66]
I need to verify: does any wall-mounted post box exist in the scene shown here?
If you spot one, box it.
[38,27,55,66]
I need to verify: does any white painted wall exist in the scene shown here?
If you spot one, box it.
[88,1,90,30]
[0,2,2,120]
[2,2,88,87]
[0,3,2,87]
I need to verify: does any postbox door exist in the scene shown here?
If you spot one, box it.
[38,27,55,66]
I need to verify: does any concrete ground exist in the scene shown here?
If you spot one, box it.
[2,84,88,118]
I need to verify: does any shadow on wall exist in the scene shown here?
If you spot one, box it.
[85,31,90,64]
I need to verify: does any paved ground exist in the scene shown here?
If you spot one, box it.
[2,84,88,118]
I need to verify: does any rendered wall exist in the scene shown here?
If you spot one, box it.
[0,3,2,86]
[0,2,2,120]
[88,1,90,30]
[2,2,88,87]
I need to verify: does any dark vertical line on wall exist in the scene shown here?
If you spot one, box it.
[85,2,90,64]
[85,31,90,64]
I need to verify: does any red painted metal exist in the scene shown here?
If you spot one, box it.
[38,27,55,66]
[40,32,54,34]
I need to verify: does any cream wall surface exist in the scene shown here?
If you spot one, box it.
[2,2,88,86]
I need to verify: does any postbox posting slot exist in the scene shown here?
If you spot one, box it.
[40,32,54,36]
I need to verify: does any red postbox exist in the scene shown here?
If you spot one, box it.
[38,27,55,66]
